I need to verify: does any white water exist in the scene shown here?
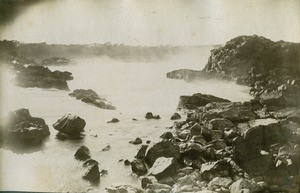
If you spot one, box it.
[0,50,252,192]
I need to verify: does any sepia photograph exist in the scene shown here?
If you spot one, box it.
[0,0,299,192]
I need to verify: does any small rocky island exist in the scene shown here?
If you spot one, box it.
[69,89,116,110]
[5,56,73,90]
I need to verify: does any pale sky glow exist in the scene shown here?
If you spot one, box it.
[0,0,299,45]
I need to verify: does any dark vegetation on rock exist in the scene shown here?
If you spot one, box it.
[69,89,116,110]
[53,114,86,139]
[1,108,50,145]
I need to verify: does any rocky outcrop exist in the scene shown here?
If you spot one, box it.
[53,114,86,139]
[69,89,116,110]
[171,112,181,120]
[132,93,300,193]
[1,109,50,145]
[13,65,73,90]
[74,146,91,161]
[167,35,300,101]
[178,93,231,110]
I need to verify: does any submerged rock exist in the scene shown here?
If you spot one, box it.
[74,146,91,161]
[130,137,143,145]
[69,89,116,110]
[2,108,50,144]
[53,114,86,139]
[107,118,120,123]
[145,112,161,119]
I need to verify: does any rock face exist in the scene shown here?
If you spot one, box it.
[69,89,116,110]
[131,159,148,176]
[53,114,86,139]
[178,93,230,110]
[2,108,50,144]
[83,163,100,183]
[13,65,73,90]
[149,157,180,180]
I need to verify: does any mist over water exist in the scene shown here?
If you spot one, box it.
[0,49,252,192]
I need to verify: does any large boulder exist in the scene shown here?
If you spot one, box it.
[53,114,86,139]
[69,89,116,110]
[82,162,100,183]
[131,159,148,176]
[178,93,230,110]
[148,157,180,180]
[74,146,91,161]
[145,141,180,167]
[2,108,50,144]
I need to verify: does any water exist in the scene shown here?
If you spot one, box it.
[0,49,252,192]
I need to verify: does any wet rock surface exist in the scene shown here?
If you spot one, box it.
[11,62,73,90]
[145,112,161,120]
[74,146,91,161]
[53,114,86,139]
[130,93,300,193]
[1,108,50,145]
[69,89,116,110]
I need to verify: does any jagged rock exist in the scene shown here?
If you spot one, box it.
[2,108,50,144]
[136,145,148,159]
[106,185,143,193]
[107,118,119,123]
[53,114,86,139]
[102,145,111,151]
[160,132,173,140]
[130,137,142,145]
[178,93,230,110]
[124,159,131,166]
[83,159,98,167]
[69,89,116,110]
[171,113,181,120]
[12,65,73,90]
[82,163,100,183]
[131,159,148,176]
[145,141,180,167]
[145,112,161,119]
[200,160,232,181]
[149,157,180,180]
[74,146,91,161]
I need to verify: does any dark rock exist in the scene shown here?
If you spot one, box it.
[69,89,116,110]
[200,160,232,181]
[100,169,108,176]
[124,159,131,166]
[130,137,142,145]
[53,114,86,139]
[146,140,151,144]
[145,141,181,167]
[166,69,204,81]
[74,146,91,161]
[136,145,148,159]
[131,159,148,176]
[107,118,119,123]
[190,123,202,136]
[2,108,50,144]
[12,65,73,90]
[145,112,161,119]
[149,157,180,180]
[178,93,230,110]
[102,145,111,151]
[160,132,173,140]
[208,118,234,131]
[82,163,100,183]
[132,118,138,121]
[83,159,98,167]
[171,113,181,120]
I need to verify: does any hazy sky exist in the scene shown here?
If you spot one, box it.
[0,0,299,45]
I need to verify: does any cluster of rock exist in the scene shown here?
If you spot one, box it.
[53,114,86,139]
[167,35,300,100]
[0,109,50,145]
[145,112,161,120]
[13,65,73,90]
[74,145,100,183]
[129,93,300,193]
[69,89,116,110]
